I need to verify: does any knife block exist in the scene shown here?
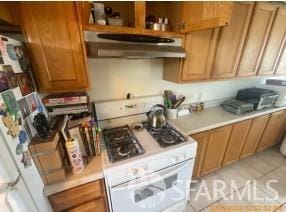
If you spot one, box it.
[29,131,67,185]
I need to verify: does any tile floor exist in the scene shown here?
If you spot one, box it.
[186,146,286,212]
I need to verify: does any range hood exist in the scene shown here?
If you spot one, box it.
[84,31,186,59]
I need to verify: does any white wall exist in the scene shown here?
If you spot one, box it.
[87,59,285,103]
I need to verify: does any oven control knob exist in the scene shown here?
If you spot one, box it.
[178,154,185,161]
[128,169,138,178]
[171,156,178,164]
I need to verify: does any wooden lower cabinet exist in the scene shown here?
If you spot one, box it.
[222,119,252,166]
[191,131,210,178]
[200,125,232,176]
[276,110,286,143]
[69,198,106,212]
[48,179,108,212]
[191,109,285,178]
[240,115,269,159]
[256,110,284,152]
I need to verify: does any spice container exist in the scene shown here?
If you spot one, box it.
[65,137,84,174]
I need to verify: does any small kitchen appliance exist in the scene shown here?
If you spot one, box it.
[221,99,254,115]
[236,87,278,110]
[257,83,286,107]
[94,95,197,212]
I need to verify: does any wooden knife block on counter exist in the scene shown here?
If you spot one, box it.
[29,132,68,185]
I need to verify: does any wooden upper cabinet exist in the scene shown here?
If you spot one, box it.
[275,45,286,75]
[240,115,269,159]
[181,28,219,81]
[222,119,251,166]
[0,3,16,24]
[201,125,232,176]
[168,2,233,33]
[191,131,210,178]
[258,7,286,76]
[256,110,284,152]
[212,3,254,79]
[237,3,277,77]
[163,28,219,83]
[18,3,89,93]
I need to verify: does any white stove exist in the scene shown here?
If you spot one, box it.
[95,96,197,212]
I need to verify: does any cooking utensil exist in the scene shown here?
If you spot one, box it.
[173,96,185,109]
[146,104,167,128]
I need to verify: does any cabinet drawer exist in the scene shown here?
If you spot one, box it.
[68,198,106,212]
[49,180,104,211]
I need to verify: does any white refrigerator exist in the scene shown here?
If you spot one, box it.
[0,35,52,211]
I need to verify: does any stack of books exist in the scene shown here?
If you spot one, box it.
[42,92,89,116]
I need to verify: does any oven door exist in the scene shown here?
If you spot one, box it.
[109,159,194,212]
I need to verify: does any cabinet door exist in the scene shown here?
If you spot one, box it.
[191,131,210,178]
[0,3,15,24]
[212,3,254,79]
[275,42,286,75]
[223,120,251,166]
[18,3,89,93]
[256,110,284,152]
[237,3,277,77]
[68,198,106,212]
[240,115,269,159]
[180,2,233,32]
[275,110,286,144]
[201,125,232,176]
[181,28,219,81]
[258,7,286,75]
[49,180,105,211]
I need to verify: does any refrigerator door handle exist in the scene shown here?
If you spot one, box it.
[0,174,21,193]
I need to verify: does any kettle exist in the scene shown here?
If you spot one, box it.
[147,104,167,128]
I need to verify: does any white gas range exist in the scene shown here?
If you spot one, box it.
[95,96,197,212]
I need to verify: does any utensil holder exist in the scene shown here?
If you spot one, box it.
[166,108,178,120]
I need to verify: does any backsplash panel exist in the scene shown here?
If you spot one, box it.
[87,59,285,103]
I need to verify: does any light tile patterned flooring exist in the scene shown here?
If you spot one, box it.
[186,146,286,212]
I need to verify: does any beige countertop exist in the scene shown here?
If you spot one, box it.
[43,106,286,196]
[44,156,104,196]
[171,106,286,135]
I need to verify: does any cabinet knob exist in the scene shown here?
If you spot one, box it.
[128,169,138,178]
[180,22,186,29]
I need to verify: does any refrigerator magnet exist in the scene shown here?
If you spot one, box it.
[3,65,18,89]
[21,150,32,168]
[18,130,27,144]
[16,143,23,155]
[27,94,37,112]
[1,90,19,115]
[18,97,31,118]
[2,114,20,138]
[16,72,35,96]
[0,103,7,116]
[0,67,9,92]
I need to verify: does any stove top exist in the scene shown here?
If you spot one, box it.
[143,122,187,148]
[103,125,145,163]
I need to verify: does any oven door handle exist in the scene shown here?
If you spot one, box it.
[111,159,192,192]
